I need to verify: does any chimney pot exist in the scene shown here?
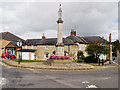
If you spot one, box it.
[42,33,46,39]
[70,29,76,36]
[109,33,111,42]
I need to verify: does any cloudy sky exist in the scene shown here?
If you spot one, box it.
[0,0,118,42]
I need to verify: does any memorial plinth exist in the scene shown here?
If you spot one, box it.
[43,59,74,66]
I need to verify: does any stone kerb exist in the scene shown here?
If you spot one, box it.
[43,59,74,66]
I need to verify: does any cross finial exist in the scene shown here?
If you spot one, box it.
[58,4,62,19]
[59,4,61,7]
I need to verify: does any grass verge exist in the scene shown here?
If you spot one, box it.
[11,59,45,62]
[88,63,100,66]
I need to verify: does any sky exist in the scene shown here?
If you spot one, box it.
[0,0,118,42]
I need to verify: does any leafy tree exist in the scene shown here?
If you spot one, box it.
[112,40,119,57]
[86,41,109,60]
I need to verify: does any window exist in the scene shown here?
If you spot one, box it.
[6,48,15,55]
[45,53,49,58]
[84,52,87,57]
[79,44,81,50]
[59,48,61,52]
[2,51,5,54]
[31,45,34,49]
[25,45,28,49]
[45,45,48,49]
[84,45,86,50]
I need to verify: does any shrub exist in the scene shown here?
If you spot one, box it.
[81,55,85,60]
[69,53,75,58]
[84,55,98,63]
[77,51,85,62]
[78,55,85,62]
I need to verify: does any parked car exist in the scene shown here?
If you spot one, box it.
[50,55,70,60]
[2,52,16,59]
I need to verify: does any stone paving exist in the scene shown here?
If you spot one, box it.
[0,58,119,70]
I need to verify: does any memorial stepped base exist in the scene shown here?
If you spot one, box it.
[43,59,74,66]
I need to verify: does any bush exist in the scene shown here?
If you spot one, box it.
[84,55,98,63]
[78,55,85,62]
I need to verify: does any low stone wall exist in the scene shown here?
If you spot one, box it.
[43,59,74,66]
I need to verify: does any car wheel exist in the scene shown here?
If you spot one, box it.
[9,56,11,59]
[14,57,16,59]
[4,56,7,59]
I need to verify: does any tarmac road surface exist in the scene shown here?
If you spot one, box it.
[1,63,119,89]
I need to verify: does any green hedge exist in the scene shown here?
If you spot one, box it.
[78,55,85,62]
[11,59,44,62]
[84,56,98,63]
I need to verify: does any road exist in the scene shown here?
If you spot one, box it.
[1,63,119,89]
[113,56,119,64]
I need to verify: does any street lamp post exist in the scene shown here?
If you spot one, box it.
[17,40,22,64]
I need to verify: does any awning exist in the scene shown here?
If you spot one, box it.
[17,49,36,52]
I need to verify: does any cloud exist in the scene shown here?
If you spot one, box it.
[0,2,118,42]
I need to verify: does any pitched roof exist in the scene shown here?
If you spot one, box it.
[23,39,42,45]
[81,36,109,43]
[6,42,19,47]
[66,35,85,43]
[17,49,36,52]
[24,36,109,45]
[0,32,24,42]
[66,35,109,44]
[24,38,76,45]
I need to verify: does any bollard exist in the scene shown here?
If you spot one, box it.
[8,54,9,59]
[99,59,100,66]
[102,59,104,66]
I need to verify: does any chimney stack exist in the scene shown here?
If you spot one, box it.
[42,33,46,39]
[109,33,111,42]
[71,29,76,36]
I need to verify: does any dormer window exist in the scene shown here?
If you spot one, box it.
[84,45,86,50]
[45,45,48,49]
[31,45,34,49]
[79,44,81,50]
[25,45,28,49]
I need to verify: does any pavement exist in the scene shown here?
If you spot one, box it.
[0,58,119,71]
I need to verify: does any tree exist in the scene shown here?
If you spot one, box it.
[86,41,109,60]
[112,40,119,57]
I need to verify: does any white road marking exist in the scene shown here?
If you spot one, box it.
[82,80,89,84]
[86,85,98,88]
[103,77,111,80]
[0,77,8,86]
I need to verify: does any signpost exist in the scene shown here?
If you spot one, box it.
[17,40,22,64]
